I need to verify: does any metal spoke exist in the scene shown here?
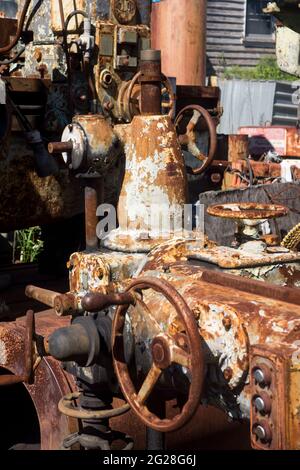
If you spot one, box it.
[171,345,191,369]
[136,364,162,405]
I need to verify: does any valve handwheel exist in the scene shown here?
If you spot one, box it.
[175,104,217,176]
[112,276,204,433]
[207,203,289,220]
[125,71,176,121]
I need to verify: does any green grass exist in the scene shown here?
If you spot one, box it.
[221,57,297,81]
[14,227,43,263]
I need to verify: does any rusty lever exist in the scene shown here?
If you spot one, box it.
[82,291,135,313]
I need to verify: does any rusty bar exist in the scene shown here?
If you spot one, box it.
[48,141,73,154]
[201,269,300,307]
[139,49,162,115]
[25,285,59,307]
[82,291,135,313]
[24,309,34,383]
[0,375,26,386]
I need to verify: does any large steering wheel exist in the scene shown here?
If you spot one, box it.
[112,276,204,433]
[175,105,217,176]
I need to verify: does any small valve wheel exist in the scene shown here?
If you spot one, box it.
[207,202,289,243]
[207,203,288,220]
[125,72,176,121]
[175,104,217,176]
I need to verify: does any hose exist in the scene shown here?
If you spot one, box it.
[64,10,88,32]
[0,0,32,55]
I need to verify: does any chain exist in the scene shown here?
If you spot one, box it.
[281,222,300,250]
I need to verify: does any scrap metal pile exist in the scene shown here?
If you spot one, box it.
[1,0,300,452]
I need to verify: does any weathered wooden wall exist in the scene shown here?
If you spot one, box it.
[206,0,276,74]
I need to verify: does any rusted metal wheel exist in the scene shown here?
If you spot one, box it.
[207,203,289,220]
[125,72,176,121]
[112,276,204,433]
[175,104,217,176]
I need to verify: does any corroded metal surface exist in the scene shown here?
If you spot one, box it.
[0,144,84,231]
[68,250,145,293]
[103,114,189,252]
[0,310,77,449]
[207,203,289,220]
[132,264,300,427]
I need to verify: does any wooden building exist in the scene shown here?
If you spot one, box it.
[207,0,276,74]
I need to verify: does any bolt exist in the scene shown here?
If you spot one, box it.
[254,424,266,441]
[152,343,165,363]
[254,396,265,412]
[222,317,232,331]
[252,421,272,443]
[223,367,233,381]
[254,368,265,384]
[253,365,272,387]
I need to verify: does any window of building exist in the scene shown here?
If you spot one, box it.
[245,0,275,45]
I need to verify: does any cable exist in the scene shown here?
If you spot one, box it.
[0,0,32,55]
[24,0,43,31]
[64,10,88,32]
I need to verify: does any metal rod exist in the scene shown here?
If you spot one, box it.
[48,141,73,154]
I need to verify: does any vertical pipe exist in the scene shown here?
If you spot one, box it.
[140,49,162,115]
[85,181,100,252]
[151,0,207,86]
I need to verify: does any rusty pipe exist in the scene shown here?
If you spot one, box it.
[25,285,59,307]
[85,184,99,252]
[0,0,32,55]
[48,141,73,154]
[139,49,162,115]
[151,0,207,86]
[25,285,78,316]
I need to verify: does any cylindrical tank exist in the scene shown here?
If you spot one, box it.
[151,0,207,86]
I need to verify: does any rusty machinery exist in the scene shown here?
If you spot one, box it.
[0,0,220,233]
[2,0,300,453]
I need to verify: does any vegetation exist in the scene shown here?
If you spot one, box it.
[14,227,43,263]
[221,57,297,81]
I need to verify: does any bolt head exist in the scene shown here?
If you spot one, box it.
[254,424,266,440]
[254,368,265,384]
[254,396,265,412]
